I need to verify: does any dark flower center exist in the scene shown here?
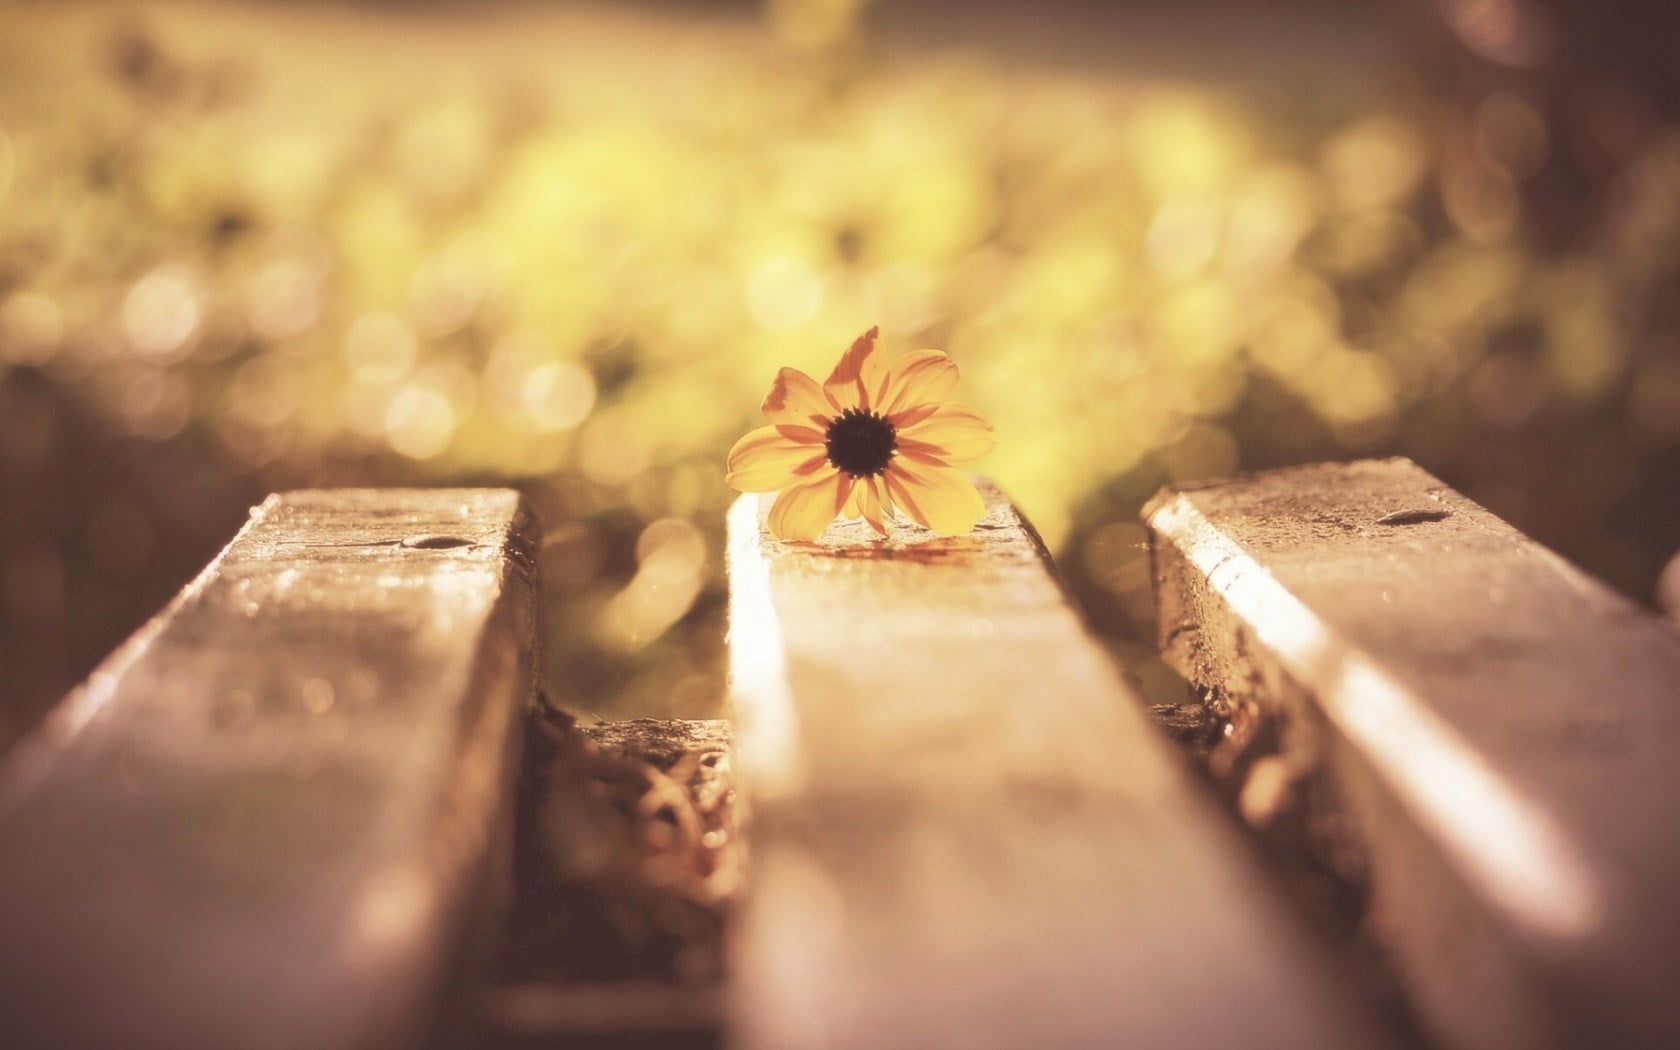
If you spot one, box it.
[825,408,897,477]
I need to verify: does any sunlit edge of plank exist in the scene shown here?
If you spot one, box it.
[1148,490,1605,944]
[725,492,804,801]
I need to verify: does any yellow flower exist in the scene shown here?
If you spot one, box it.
[725,326,996,540]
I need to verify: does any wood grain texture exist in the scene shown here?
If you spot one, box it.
[0,489,541,1050]
[1147,458,1680,1050]
[726,481,1393,1050]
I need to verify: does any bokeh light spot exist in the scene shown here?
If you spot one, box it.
[122,265,204,361]
[595,517,706,652]
[747,258,825,330]
[409,252,488,338]
[1146,196,1223,279]
[343,312,419,386]
[247,259,323,341]
[579,409,652,487]
[1323,115,1427,212]
[385,385,456,460]
[523,361,597,432]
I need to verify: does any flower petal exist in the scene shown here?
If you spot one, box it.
[776,424,827,443]
[896,404,997,463]
[882,456,985,536]
[823,326,887,411]
[762,367,833,430]
[842,482,864,519]
[875,475,897,521]
[881,349,959,418]
[858,476,890,536]
[767,468,849,541]
[726,425,827,492]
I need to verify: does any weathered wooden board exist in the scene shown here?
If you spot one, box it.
[1147,458,1680,1050]
[0,489,541,1050]
[726,482,1394,1050]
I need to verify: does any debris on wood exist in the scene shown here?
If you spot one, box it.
[494,702,737,992]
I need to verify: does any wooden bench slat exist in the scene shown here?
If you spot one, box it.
[0,489,540,1050]
[726,481,1395,1050]
[1146,458,1680,1050]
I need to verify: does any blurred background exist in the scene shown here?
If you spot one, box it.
[3,0,1679,752]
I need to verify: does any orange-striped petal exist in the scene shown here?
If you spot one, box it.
[857,476,890,536]
[726,424,827,492]
[896,404,997,463]
[762,366,833,431]
[767,468,849,541]
[882,456,985,536]
[823,326,887,411]
[842,482,864,519]
[881,349,959,420]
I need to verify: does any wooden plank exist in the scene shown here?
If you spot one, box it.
[1146,458,1680,1050]
[725,481,1395,1050]
[0,489,541,1050]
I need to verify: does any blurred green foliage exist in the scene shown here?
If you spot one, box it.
[2,1,1679,747]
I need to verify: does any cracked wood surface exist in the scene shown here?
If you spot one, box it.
[1147,458,1680,1050]
[726,480,1394,1050]
[0,489,540,1050]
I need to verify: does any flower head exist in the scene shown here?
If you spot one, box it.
[726,327,996,540]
